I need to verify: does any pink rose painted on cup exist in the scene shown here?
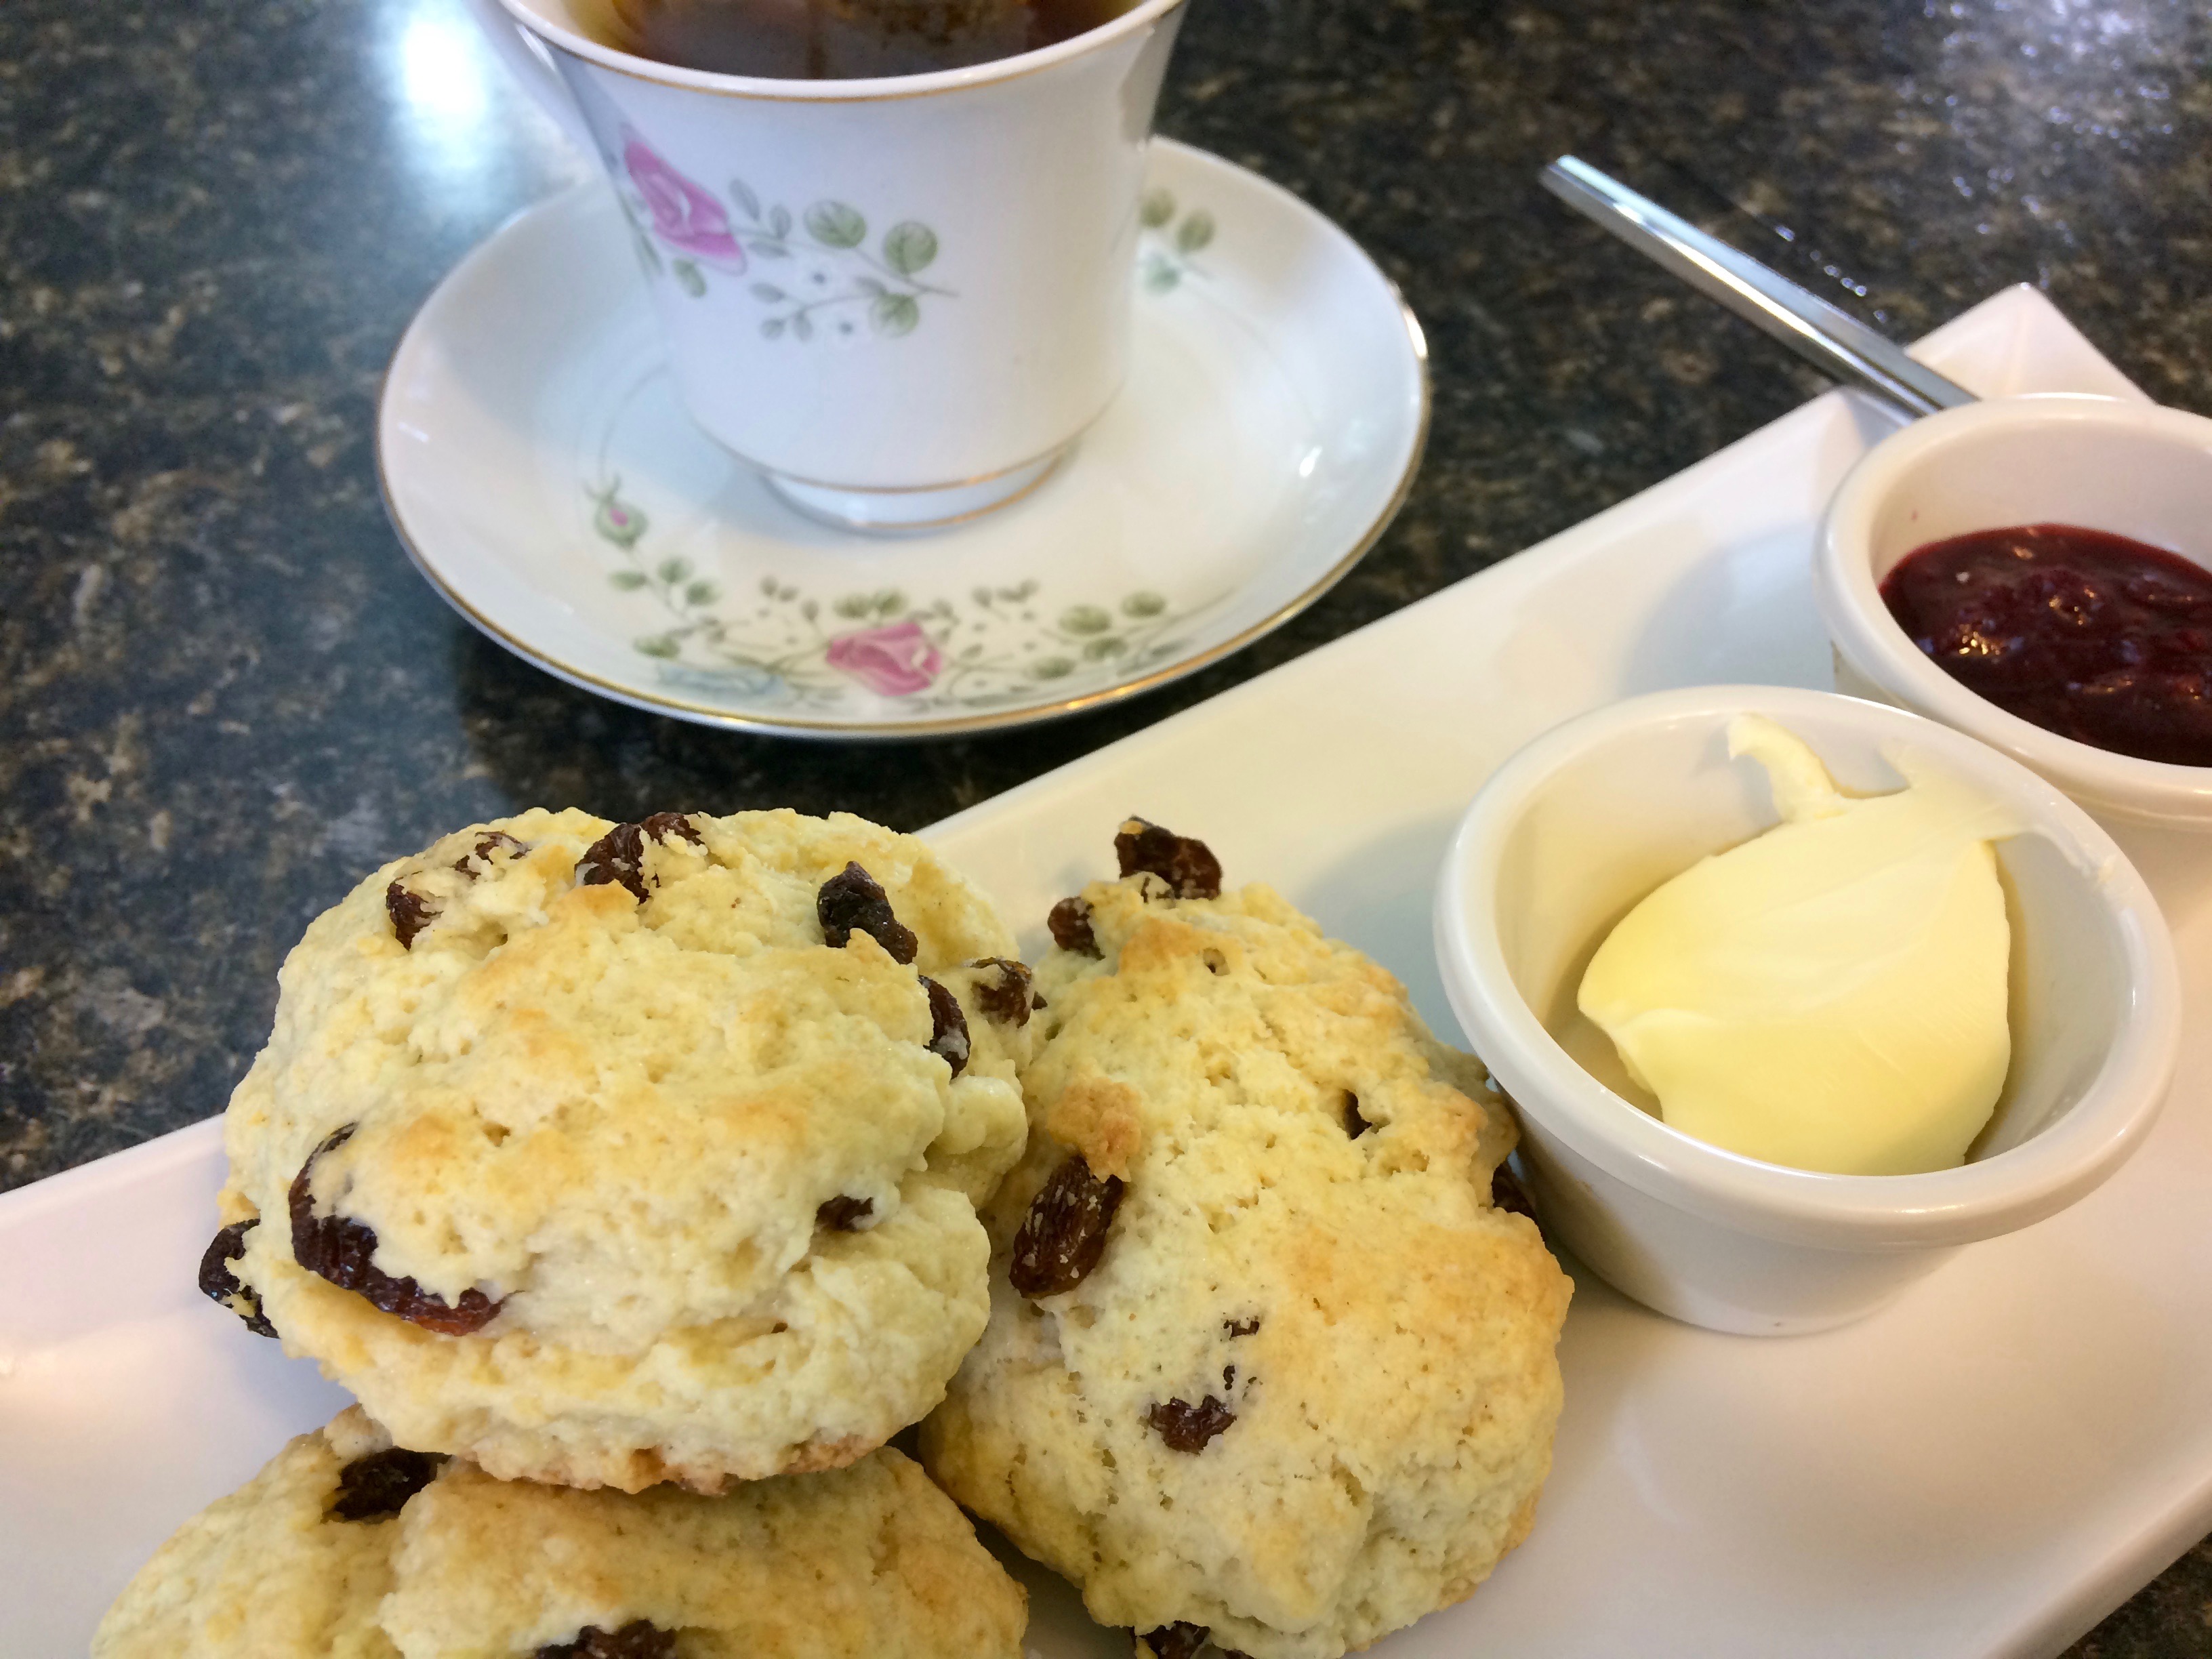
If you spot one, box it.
[623,130,744,270]
[825,619,943,696]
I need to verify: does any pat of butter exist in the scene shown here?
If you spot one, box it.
[1576,715,2020,1176]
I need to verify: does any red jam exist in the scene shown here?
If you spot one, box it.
[1879,524,2212,767]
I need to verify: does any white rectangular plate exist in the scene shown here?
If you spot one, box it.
[7,285,2207,1659]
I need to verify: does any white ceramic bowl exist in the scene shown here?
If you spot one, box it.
[1433,685,2180,1336]
[1816,394,2212,830]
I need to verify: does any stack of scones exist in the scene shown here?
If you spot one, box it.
[97,808,1568,1659]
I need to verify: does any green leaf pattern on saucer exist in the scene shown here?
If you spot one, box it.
[586,480,1206,712]
[1139,188,1216,293]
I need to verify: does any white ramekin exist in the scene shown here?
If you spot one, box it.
[1433,685,2181,1336]
[1816,394,2212,830]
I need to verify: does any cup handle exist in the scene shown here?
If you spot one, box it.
[462,0,598,157]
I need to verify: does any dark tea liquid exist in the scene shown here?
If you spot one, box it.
[586,0,1136,79]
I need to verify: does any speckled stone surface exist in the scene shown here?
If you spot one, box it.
[1,0,2208,1645]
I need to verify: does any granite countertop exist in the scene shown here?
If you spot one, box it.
[2,0,2207,1647]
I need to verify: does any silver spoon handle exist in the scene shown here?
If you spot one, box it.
[1541,155,1978,418]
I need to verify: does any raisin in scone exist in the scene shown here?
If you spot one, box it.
[920,821,1572,1659]
[209,808,1036,1492]
[97,1410,1027,1659]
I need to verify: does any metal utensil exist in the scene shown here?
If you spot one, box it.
[1541,155,1977,417]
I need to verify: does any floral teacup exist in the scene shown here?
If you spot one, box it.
[465,0,1188,531]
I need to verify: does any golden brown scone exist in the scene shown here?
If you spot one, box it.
[211,808,1034,1492]
[97,1411,1027,1659]
[383,1447,1027,1659]
[922,823,1572,1659]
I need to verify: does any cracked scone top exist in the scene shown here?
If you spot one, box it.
[920,822,1573,1659]
[94,1408,1028,1659]
[210,807,1038,1492]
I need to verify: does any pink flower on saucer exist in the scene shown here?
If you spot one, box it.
[826,619,943,697]
[623,130,744,269]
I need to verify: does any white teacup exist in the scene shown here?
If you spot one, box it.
[465,0,1187,531]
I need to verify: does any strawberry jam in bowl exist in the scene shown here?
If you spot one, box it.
[1880,524,2212,769]
[1817,394,2212,831]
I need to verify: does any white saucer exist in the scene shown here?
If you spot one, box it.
[378,140,1427,738]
